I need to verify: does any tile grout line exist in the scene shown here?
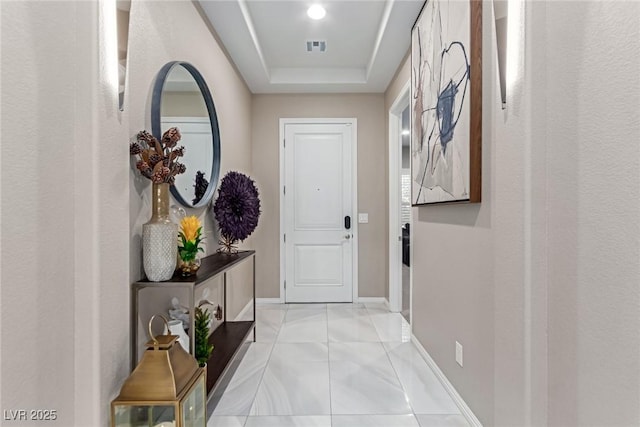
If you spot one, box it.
[364,303,383,343]
[377,310,420,423]
[334,304,414,423]
[364,303,385,343]
[243,304,287,422]
[326,304,334,426]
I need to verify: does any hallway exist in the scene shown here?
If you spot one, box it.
[208,303,468,427]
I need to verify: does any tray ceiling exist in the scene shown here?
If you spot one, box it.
[197,0,424,93]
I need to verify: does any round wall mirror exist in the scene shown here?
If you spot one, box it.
[151,61,221,208]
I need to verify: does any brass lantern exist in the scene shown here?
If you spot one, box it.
[111,315,206,427]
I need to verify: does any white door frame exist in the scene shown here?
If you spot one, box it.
[388,81,410,314]
[279,118,359,303]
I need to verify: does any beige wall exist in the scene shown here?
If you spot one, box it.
[128,1,252,282]
[1,3,98,424]
[251,94,386,299]
[163,92,208,117]
[384,52,410,109]
[395,1,640,425]
[128,0,253,397]
[1,1,252,425]
[544,2,640,425]
[397,2,543,423]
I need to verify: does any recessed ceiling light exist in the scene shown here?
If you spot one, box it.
[307,4,326,20]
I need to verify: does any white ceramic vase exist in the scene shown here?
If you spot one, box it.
[142,183,177,281]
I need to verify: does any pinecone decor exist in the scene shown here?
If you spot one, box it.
[129,128,186,184]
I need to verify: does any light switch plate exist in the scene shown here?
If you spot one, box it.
[358,213,369,223]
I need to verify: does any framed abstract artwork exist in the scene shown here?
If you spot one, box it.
[411,0,482,205]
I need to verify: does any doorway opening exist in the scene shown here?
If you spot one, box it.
[399,105,411,322]
[389,82,411,323]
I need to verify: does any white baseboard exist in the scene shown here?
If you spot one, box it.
[357,297,389,307]
[256,298,284,304]
[411,334,483,427]
[257,297,389,306]
[234,299,254,321]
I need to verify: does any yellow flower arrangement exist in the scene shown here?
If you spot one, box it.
[178,216,204,263]
[181,216,201,243]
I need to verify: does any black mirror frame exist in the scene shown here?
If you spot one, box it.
[151,61,221,208]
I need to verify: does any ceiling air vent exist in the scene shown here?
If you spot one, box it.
[306,40,327,53]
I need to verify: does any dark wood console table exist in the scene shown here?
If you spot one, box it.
[131,250,256,398]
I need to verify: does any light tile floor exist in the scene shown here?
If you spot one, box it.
[208,303,469,427]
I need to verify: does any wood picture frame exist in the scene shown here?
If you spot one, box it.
[411,0,482,205]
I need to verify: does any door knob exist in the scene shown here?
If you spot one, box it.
[344,234,351,240]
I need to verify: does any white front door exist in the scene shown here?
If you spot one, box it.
[283,122,355,303]
[161,117,212,205]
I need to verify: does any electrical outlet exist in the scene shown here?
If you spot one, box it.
[455,341,463,367]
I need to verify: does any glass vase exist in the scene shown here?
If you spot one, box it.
[142,183,177,281]
[177,257,201,276]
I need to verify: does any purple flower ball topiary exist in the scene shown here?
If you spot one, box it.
[213,171,261,242]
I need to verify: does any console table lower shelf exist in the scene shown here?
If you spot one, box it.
[131,250,257,404]
[205,320,255,396]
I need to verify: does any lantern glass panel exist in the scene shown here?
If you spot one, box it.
[181,375,206,427]
[113,404,176,427]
